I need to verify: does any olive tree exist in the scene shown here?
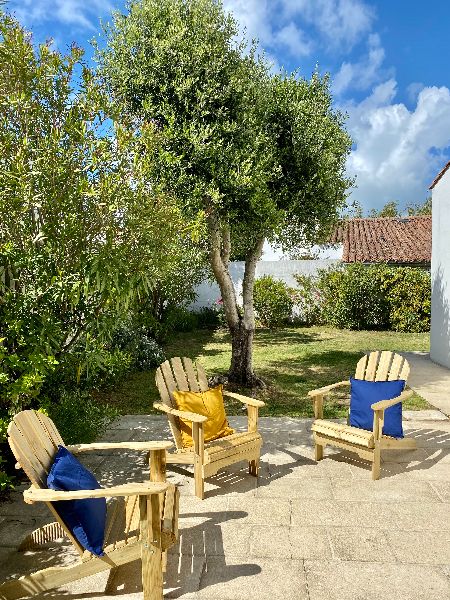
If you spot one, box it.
[98,0,352,386]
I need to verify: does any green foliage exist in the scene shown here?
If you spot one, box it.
[0,10,192,417]
[111,322,166,369]
[293,274,322,325]
[194,305,226,329]
[407,197,432,216]
[97,0,353,383]
[380,267,431,333]
[367,197,431,218]
[41,390,119,445]
[317,265,390,330]
[254,276,294,328]
[302,264,430,332]
[0,468,15,493]
[163,307,199,333]
[369,201,400,218]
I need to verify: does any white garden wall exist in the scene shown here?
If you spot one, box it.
[431,166,450,368]
[190,259,340,309]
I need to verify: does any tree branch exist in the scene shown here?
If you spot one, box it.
[206,212,239,328]
[242,237,264,329]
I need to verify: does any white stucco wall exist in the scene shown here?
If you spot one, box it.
[190,259,340,309]
[430,168,450,367]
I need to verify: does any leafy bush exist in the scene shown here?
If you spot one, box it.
[317,264,389,330]
[380,267,431,333]
[0,417,14,494]
[254,276,295,328]
[293,274,322,325]
[41,390,119,445]
[194,305,226,329]
[163,307,199,333]
[298,264,430,332]
[111,322,165,369]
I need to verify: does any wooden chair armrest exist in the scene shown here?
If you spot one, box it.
[23,481,169,504]
[66,441,173,453]
[308,381,350,397]
[222,391,265,408]
[153,402,208,423]
[371,389,413,411]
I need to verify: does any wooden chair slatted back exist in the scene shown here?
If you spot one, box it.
[7,410,86,555]
[354,351,410,383]
[155,357,209,450]
[7,410,63,488]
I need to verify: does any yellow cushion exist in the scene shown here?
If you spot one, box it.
[172,385,234,448]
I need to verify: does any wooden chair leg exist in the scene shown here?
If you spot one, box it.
[140,495,163,600]
[194,462,204,500]
[249,457,259,477]
[192,422,205,500]
[314,443,324,461]
[372,446,381,480]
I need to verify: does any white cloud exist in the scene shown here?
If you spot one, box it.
[282,0,374,49]
[223,0,374,60]
[345,81,450,210]
[9,0,114,31]
[333,33,388,95]
[273,22,312,57]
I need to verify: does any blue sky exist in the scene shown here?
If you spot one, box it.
[6,0,450,214]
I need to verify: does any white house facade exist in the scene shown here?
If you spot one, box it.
[430,161,450,368]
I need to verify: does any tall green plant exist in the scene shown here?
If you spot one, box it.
[0,10,188,415]
[97,0,353,386]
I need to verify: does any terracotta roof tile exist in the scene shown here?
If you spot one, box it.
[330,216,431,264]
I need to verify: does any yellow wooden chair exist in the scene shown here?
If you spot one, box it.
[154,357,265,499]
[0,410,179,600]
[309,351,417,479]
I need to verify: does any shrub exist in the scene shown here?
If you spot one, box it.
[111,322,165,369]
[0,416,14,494]
[317,264,390,330]
[163,306,199,333]
[254,276,294,328]
[300,264,431,332]
[293,273,322,325]
[380,267,431,333]
[46,343,133,392]
[41,389,119,445]
[194,305,226,329]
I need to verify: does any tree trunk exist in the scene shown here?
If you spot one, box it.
[206,211,264,387]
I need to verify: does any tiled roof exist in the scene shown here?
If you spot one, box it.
[330,216,431,264]
[429,161,450,189]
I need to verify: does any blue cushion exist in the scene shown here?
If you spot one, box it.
[47,446,106,556]
[349,378,405,439]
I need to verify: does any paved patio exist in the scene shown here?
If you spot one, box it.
[401,351,450,416]
[0,413,449,599]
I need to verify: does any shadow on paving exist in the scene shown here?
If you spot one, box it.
[1,416,450,597]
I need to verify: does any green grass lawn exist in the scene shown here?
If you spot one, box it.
[100,326,431,418]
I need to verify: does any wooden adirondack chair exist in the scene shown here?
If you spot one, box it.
[154,357,265,499]
[309,351,417,480]
[0,410,179,600]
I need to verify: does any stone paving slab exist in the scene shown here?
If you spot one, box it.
[0,414,449,599]
[401,351,450,416]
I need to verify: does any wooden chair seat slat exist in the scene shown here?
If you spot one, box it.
[311,420,374,448]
